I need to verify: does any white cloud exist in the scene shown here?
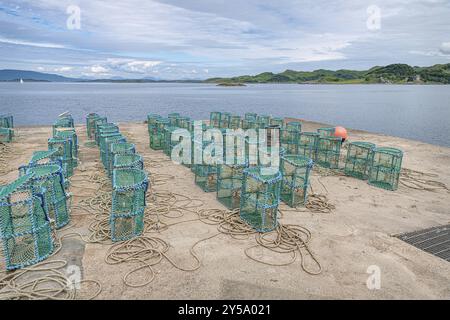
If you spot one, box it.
[440,42,450,55]
[0,36,66,49]
[90,65,109,73]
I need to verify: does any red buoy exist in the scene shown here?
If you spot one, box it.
[334,126,348,142]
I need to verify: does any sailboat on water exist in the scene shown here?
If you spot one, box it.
[19,78,24,84]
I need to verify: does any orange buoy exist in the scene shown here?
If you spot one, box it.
[334,126,348,142]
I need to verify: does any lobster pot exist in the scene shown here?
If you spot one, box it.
[264,125,281,147]
[52,117,73,136]
[344,142,376,180]
[150,118,170,150]
[111,169,148,242]
[298,132,319,159]
[108,143,136,175]
[242,119,257,130]
[244,137,259,167]
[163,126,179,157]
[270,118,284,127]
[368,147,403,191]
[0,128,13,143]
[147,113,161,130]
[240,167,282,232]
[286,121,301,131]
[24,164,69,229]
[195,164,218,192]
[210,112,221,128]
[93,117,108,143]
[176,116,191,129]
[55,129,79,167]
[257,115,271,128]
[280,128,299,155]
[100,135,126,169]
[317,127,335,137]
[220,112,231,129]
[217,163,248,209]
[280,155,313,207]
[245,113,257,121]
[258,146,284,170]
[113,154,144,171]
[168,113,180,126]
[95,123,119,145]
[0,175,54,270]
[0,114,13,128]
[316,136,342,169]
[86,113,100,139]
[48,137,74,177]
[230,116,241,129]
[28,150,69,188]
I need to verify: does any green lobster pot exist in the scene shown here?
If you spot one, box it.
[240,167,282,232]
[317,127,335,137]
[111,169,148,242]
[28,150,68,188]
[287,121,302,131]
[368,147,403,191]
[280,155,313,207]
[217,162,248,209]
[0,128,13,143]
[96,123,119,145]
[23,164,70,229]
[0,114,14,128]
[55,129,78,167]
[86,113,100,139]
[270,117,284,127]
[176,116,191,129]
[100,135,126,169]
[316,136,342,169]
[168,113,181,126]
[344,142,376,180]
[257,115,271,128]
[93,117,108,142]
[48,137,74,177]
[219,112,231,129]
[147,114,161,138]
[163,126,180,157]
[195,164,218,192]
[0,175,54,270]
[245,113,257,122]
[242,119,257,130]
[108,142,136,176]
[298,132,319,159]
[230,115,242,129]
[52,117,74,136]
[113,154,144,171]
[210,111,221,128]
[150,118,170,150]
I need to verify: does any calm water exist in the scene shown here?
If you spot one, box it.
[0,82,449,147]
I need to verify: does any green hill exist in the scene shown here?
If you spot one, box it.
[206,63,450,84]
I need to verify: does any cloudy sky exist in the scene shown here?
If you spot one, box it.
[0,0,449,79]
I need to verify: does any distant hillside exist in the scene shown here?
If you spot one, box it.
[0,69,77,82]
[206,63,450,84]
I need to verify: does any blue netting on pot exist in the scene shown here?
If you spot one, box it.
[100,135,126,169]
[95,123,119,145]
[368,147,403,191]
[240,167,282,233]
[344,141,376,180]
[0,174,54,270]
[107,142,136,176]
[210,112,221,128]
[111,169,149,242]
[0,128,13,143]
[113,154,144,171]
[54,128,78,167]
[48,137,74,177]
[298,132,319,159]
[217,162,248,209]
[0,114,13,129]
[316,136,342,169]
[280,155,313,207]
[21,164,69,229]
[86,113,100,139]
